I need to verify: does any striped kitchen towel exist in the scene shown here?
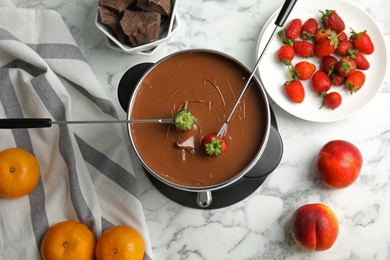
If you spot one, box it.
[0,1,152,259]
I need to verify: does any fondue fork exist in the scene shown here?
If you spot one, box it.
[216,0,298,138]
[0,118,174,129]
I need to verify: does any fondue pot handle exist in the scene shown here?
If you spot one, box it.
[197,191,212,208]
[118,63,154,112]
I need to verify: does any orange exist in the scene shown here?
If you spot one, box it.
[40,220,95,260]
[95,225,145,260]
[0,147,40,198]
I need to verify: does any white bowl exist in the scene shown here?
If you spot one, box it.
[95,0,179,56]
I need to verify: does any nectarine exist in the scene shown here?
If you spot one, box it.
[290,203,339,251]
[315,140,363,189]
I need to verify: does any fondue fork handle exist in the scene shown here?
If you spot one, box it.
[217,0,298,138]
[0,118,173,129]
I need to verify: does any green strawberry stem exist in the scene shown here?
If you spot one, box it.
[205,137,224,156]
[174,109,196,131]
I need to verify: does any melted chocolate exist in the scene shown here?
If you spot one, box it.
[130,51,268,187]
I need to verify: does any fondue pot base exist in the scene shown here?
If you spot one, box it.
[118,62,283,209]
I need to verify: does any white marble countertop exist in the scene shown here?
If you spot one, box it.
[11,0,390,259]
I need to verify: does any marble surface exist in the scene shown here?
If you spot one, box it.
[11,0,390,259]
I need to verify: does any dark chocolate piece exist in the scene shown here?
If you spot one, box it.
[98,0,135,12]
[98,6,127,43]
[120,10,161,46]
[137,0,172,16]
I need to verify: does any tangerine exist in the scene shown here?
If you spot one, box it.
[0,147,40,198]
[95,225,145,260]
[40,220,95,260]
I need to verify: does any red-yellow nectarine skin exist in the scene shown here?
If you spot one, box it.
[315,140,363,189]
[290,203,339,251]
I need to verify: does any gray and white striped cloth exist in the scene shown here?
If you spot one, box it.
[0,1,152,259]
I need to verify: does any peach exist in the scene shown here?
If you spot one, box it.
[315,140,363,189]
[290,203,339,251]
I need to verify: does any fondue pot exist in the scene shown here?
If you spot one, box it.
[118,49,283,209]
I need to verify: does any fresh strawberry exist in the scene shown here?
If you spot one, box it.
[174,109,196,131]
[320,55,338,75]
[284,80,305,103]
[345,71,366,94]
[314,34,339,58]
[314,27,332,44]
[202,134,226,157]
[337,31,348,41]
[320,10,345,32]
[311,70,332,94]
[336,57,357,77]
[336,40,354,56]
[321,92,342,110]
[348,50,370,70]
[330,73,346,86]
[290,61,316,80]
[277,45,295,65]
[300,18,318,40]
[293,40,314,58]
[350,29,374,54]
[278,18,302,44]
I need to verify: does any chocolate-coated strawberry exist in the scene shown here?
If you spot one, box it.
[301,18,318,40]
[350,29,374,54]
[293,41,314,58]
[345,71,366,94]
[290,61,316,80]
[202,134,226,157]
[174,109,196,131]
[284,80,305,103]
[277,45,295,66]
[320,9,345,32]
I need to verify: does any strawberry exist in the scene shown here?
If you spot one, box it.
[320,10,345,32]
[174,109,196,131]
[337,32,348,41]
[314,27,332,44]
[293,40,314,58]
[350,29,374,54]
[336,57,357,77]
[202,134,226,157]
[348,50,370,70]
[321,92,342,110]
[336,40,354,56]
[345,71,366,94]
[320,55,338,75]
[331,73,346,86]
[284,80,305,103]
[300,18,318,40]
[311,70,332,94]
[290,61,316,80]
[314,34,339,58]
[278,18,302,44]
[277,45,295,66]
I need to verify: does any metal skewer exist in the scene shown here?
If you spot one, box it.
[0,118,174,129]
[216,0,298,138]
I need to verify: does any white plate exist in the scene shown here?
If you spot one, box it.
[256,0,387,122]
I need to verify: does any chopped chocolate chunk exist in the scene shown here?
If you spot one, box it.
[98,0,135,13]
[137,0,172,17]
[98,6,127,43]
[120,10,161,46]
